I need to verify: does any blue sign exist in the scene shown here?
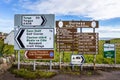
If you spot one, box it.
[50,52,54,57]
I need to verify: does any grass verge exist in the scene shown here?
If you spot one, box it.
[10,68,57,79]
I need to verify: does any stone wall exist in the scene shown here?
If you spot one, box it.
[0,55,15,74]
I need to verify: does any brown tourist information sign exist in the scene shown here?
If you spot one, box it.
[56,20,99,54]
[77,33,98,54]
[56,21,99,28]
[25,50,54,59]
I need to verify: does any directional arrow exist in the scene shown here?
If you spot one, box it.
[41,16,47,26]
[81,55,85,64]
[15,28,54,49]
[71,54,85,65]
[16,29,25,48]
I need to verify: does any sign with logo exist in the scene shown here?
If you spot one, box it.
[71,54,85,65]
[25,50,54,59]
[14,28,54,50]
[56,21,99,28]
[104,44,115,58]
[14,14,54,28]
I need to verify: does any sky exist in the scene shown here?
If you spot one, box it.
[0,0,120,38]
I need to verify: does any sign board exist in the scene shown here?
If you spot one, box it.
[25,50,54,59]
[14,14,54,28]
[56,28,77,51]
[104,44,115,58]
[14,28,54,50]
[71,54,85,65]
[22,15,46,26]
[77,33,98,54]
[56,21,99,28]
[56,28,98,54]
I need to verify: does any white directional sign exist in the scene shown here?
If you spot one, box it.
[14,14,54,28]
[22,15,46,26]
[15,28,54,50]
[71,54,85,65]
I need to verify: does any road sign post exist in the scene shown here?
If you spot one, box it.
[33,60,36,71]
[56,20,99,70]
[18,51,20,70]
[14,14,55,70]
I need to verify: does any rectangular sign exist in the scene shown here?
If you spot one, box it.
[71,54,85,65]
[56,28,77,51]
[56,21,99,28]
[14,14,55,28]
[77,33,98,54]
[25,50,54,59]
[22,15,44,26]
[104,44,115,58]
[14,28,54,50]
[56,32,98,54]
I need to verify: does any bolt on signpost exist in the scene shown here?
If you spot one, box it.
[14,14,55,70]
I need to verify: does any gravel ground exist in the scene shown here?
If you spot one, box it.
[0,70,120,80]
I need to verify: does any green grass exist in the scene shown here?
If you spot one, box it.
[10,68,57,79]
[16,39,120,64]
[1,39,120,64]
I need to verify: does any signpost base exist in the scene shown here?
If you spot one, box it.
[50,60,52,71]
[59,53,62,69]
[18,50,20,70]
[33,60,36,71]
[93,54,96,70]
[72,65,74,71]
[80,65,83,71]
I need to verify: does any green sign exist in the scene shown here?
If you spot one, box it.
[104,51,115,58]
[104,44,115,58]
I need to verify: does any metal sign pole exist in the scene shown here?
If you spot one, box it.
[50,60,52,71]
[80,27,83,71]
[80,64,83,71]
[18,50,20,70]
[93,28,96,70]
[114,44,116,65]
[59,52,62,69]
[72,27,74,71]
[33,60,36,71]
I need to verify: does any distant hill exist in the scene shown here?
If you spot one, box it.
[99,37,114,40]
[99,37,120,40]
[111,38,120,40]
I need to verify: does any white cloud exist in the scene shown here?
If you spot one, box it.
[76,26,120,38]
[19,0,120,20]
[97,26,120,38]
[0,19,14,33]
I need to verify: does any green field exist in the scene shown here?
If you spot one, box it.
[0,39,120,64]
